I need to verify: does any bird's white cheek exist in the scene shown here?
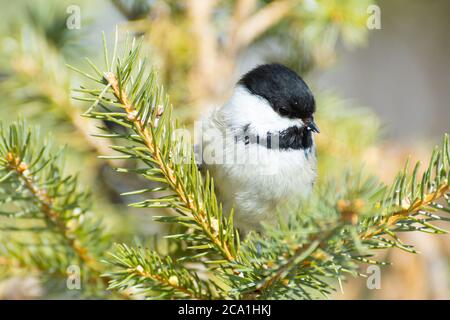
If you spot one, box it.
[221,86,304,135]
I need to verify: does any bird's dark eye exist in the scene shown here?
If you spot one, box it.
[279,107,289,116]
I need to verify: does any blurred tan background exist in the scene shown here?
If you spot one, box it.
[315,0,450,141]
[320,0,450,299]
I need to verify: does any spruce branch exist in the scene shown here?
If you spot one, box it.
[0,122,122,296]
[74,36,239,266]
[105,244,214,299]
[254,226,341,294]
[5,153,101,271]
[362,184,449,239]
[360,135,450,240]
[238,135,450,298]
[103,70,235,261]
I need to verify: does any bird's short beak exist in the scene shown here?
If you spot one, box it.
[304,118,320,133]
[308,121,320,133]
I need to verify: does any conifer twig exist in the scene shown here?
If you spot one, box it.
[105,244,213,299]
[103,71,235,262]
[362,185,450,239]
[5,152,101,273]
[0,123,130,298]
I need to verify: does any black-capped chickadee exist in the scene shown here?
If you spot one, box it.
[198,64,319,231]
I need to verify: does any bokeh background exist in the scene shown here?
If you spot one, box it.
[0,0,448,299]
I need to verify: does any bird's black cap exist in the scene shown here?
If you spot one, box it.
[238,63,316,121]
